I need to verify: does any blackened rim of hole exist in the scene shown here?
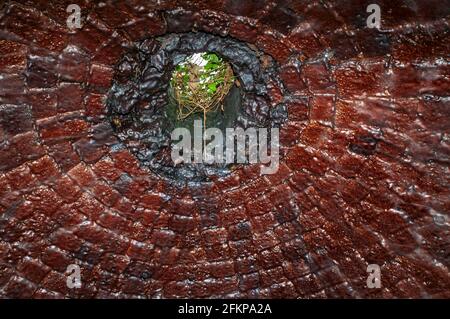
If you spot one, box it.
[107,32,288,185]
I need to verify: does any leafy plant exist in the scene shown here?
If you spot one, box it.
[170,52,234,127]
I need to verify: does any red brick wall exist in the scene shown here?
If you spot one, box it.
[0,0,449,298]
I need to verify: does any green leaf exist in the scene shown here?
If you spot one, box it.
[204,63,215,70]
[208,83,217,93]
[210,53,220,63]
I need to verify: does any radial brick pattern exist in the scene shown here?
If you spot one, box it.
[0,0,449,298]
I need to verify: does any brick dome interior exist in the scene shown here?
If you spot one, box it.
[0,0,449,298]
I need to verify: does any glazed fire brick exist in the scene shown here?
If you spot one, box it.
[0,0,449,299]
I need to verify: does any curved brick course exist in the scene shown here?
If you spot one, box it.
[0,0,449,298]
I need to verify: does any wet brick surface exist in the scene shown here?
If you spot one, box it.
[0,0,449,298]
